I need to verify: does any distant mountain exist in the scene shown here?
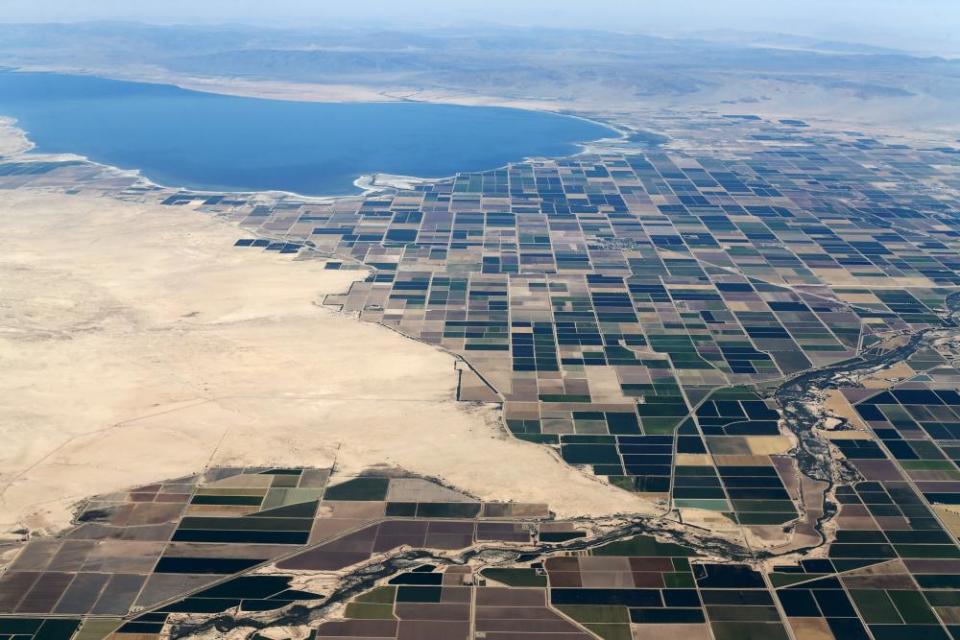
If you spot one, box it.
[686,29,908,56]
[0,22,956,127]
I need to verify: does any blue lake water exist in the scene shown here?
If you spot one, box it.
[0,71,614,196]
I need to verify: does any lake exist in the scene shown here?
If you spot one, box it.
[0,71,614,196]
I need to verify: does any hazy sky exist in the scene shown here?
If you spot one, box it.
[3,0,958,55]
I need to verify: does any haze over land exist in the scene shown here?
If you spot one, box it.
[1,0,957,57]
[0,20,958,136]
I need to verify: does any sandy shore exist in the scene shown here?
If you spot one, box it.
[0,117,33,157]
[9,64,570,114]
[0,188,655,539]
[147,73,568,113]
[8,61,960,146]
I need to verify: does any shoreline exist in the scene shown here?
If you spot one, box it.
[0,116,33,157]
[0,75,628,201]
[0,119,616,203]
[6,63,572,113]
[7,62,960,145]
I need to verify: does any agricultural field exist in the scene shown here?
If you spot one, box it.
[2,110,960,640]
